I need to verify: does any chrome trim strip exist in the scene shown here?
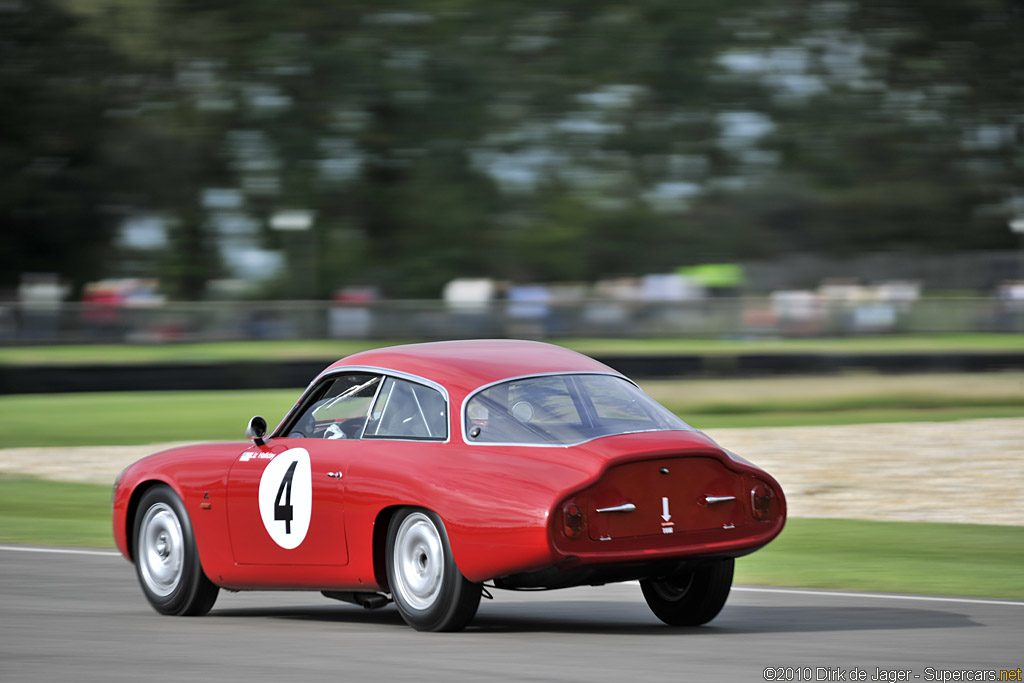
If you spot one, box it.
[458,427,692,449]
[595,503,636,514]
[325,365,450,403]
[371,378,396,437]
[704,495,736,505]
[466,370,636,398]
[272,364,451,444]
[358,376,386,439]
[411,385,431,437]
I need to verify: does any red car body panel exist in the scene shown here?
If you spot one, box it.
[113,340,785,592]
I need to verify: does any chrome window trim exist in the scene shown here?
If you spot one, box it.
[459,371,694,447]
[460,426,693,449]
[357,375,386,439]
[411,383,434,438]
[273,365,450,444]
[370,378,397,437]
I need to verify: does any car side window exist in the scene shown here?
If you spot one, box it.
[364,377,447,440]
[286,373,381,439]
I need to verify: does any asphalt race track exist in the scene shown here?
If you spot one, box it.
[2,546,1021,682]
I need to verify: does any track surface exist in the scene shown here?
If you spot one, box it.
[2,546,1021,682]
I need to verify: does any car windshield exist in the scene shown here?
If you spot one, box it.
[286,374,380,438]
[465,374,691,446]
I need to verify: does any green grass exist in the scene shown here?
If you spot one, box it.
[2,477,1020,599]
[666,393,1024,415]
[1,333,1022,366]
[0,340,393,366]
[736,518,1024,599]
[685,405,1024,429]
[566,333,1024,356]
[0,477,115,548]
[646,372,1024,429]
[0,390,298,448]
[2,371,1022,448]
[667,393,1024,430]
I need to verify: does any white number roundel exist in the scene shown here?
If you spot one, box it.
[258,448,312,549]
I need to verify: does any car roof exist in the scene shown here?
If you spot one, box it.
[325,340,621,394]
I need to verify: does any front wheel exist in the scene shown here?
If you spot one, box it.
[640,558,734,626]
[385,508,481,632]
[133,485,219,616]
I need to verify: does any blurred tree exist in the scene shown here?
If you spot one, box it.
[16,0,1023,298]
[131,0,770,295]
[0,0,129,293]
[713,0,1024,256]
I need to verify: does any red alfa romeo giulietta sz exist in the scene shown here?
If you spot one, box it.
[113,340,786,631]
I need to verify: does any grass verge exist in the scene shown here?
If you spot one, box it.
[683,406,1024,429]
[2,476,1020,599]
[0,477,114,548]
[3,373,1022,448]
[0,390,298,448]
[736,518,1024,599]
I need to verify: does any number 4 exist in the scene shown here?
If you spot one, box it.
[274,461,298,534]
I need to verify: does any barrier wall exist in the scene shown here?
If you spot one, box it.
[4,352,1024,394]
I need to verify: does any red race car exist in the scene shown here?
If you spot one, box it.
[112,340,785,631]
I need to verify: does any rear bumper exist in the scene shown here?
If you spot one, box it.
[495,553,743,590]
[556,514,783,565]
[499,515,783,589]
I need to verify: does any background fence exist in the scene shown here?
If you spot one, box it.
[3,296,1022,345]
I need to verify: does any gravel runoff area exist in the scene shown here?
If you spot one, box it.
[0,418,1021,526]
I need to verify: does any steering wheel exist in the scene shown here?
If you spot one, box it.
[340,417,367,439]
[319,417,368,439]
[323,424,347,439]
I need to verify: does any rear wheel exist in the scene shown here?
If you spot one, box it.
[133,485,219,616]
[640,558,734,626]
[386,508,481,632]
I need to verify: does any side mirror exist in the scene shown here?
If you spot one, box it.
[246,416,268,446]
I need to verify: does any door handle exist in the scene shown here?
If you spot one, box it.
[326,471,343,479]
[704,495,735,504]
[596,503,636,513]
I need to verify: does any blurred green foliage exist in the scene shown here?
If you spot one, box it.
[4,0,1023,298]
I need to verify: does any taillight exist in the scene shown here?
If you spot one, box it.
[563,503,584,538]
[751,485,772,521]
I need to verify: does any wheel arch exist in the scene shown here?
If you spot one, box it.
[123,478,181,562]
[371,505,405,591]
[371,503,467,593]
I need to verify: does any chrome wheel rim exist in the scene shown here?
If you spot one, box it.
[392,513,444,611]
[138,502,184,598]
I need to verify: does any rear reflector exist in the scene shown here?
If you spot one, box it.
[751,485,772,521]
[563,503,584,538]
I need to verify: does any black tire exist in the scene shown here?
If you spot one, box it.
[385,508,481,632]
[640,558,734,626]
[132,485,219,616]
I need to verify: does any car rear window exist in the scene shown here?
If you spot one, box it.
[465,374,690,446]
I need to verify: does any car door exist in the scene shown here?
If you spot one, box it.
[225,372,383,566]
[225,439,354,565]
